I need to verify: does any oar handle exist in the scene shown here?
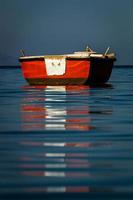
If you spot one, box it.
[20,49,25,57]
[104,46,110,56]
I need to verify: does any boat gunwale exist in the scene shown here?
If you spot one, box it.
[19,55,116,62]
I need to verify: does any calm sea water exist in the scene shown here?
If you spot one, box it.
[0,66,133,200]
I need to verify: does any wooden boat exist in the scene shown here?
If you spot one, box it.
[19,47,116,85]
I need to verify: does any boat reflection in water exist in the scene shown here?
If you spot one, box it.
[18,86,114,195]
[21,86,93,131]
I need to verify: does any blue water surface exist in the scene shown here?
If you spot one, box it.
[0,66,133,200]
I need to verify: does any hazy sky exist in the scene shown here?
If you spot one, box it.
[0,0,133,65]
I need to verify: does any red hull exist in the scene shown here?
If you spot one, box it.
[21,60,90,79]
[21,59,90,85]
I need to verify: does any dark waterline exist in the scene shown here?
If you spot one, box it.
[0,65,133,69]
[0,66,133,199]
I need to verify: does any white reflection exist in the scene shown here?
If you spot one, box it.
[45,109,66,119]
[46,187,66,193]
[45,86,66,130]
[44,143,65,147]
[45,86,67,92]
[45,153,66,157]
[45,124,66,130]
[44,172,66,177]
[45,164,67,168]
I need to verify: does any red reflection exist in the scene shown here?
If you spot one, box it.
[22,105,45,112]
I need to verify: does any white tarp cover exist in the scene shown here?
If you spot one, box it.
[45,56,66,76]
